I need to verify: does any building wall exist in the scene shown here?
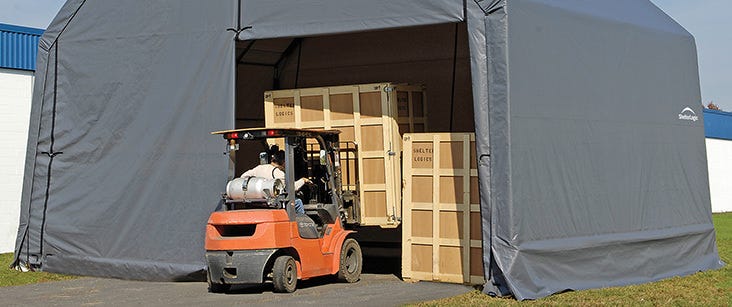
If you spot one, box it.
[706,138,732,213]
[0,68,33,252]
[703,109,732,213]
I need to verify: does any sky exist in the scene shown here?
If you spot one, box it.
[0,0,730,110]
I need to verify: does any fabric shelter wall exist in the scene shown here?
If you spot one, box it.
[14,0,237,280]
[482,0,723,299]
[237,0,464,40]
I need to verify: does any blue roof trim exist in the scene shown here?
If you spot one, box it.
[704,109,732,141]
[0,23,44,71]
[0,23,45,36]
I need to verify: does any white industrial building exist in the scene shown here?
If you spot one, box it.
[704,109,732,213]
[0,23,43,253]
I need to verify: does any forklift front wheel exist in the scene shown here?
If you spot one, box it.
[336,238,362,283]
[272,256,298,293]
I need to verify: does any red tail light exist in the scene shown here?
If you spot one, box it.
[267,130,276,137]
[227,132,239,139]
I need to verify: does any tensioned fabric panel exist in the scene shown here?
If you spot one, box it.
[238,0,464,40]
[485,0,723,299]
[14,0,236,281]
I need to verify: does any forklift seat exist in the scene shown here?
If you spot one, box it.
[302,203,339,224]
[295,215,320,239]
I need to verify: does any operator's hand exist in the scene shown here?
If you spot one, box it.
[301,177,312,184]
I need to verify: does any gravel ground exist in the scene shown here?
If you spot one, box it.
[0,273,473,307]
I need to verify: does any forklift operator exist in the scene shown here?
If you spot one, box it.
[241,149,311,214]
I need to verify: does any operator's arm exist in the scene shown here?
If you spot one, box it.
[272,168,307,190]
[294,178,305,191]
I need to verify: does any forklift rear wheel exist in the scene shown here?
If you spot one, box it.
[272,256,298,293]
[207,273,231,293]
[336,238,362,283]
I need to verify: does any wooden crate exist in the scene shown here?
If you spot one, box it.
[402,133,484,285]
[264,83,426,227]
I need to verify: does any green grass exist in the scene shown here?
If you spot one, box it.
[0,253,77,287]
[415,213,732,306]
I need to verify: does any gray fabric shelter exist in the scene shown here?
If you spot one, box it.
[14,0,722,300]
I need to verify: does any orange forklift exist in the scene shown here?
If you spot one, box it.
[205,128,362,293]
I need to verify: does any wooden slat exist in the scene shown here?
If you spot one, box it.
[402,137,414,279]
[294,90,302,127]
[407,90,415,132]
[361,217,390,225]
[431,134,440,280]
[408,169,474,177]
[470,240,482,248]
[410,237,463,247]
[361,184,387,191]
[380,86,394,223]
[461,133,471,283]
[408,203,470,211]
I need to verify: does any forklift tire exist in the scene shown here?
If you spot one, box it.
[272,256,298,293]
[207,273,231,293]
[336,238,362,283]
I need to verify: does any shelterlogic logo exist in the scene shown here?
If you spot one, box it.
[678,107,699,122]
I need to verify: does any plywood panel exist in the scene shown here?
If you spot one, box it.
[412,245,433,273]
[439,142,463,169]
[470,247,483,276]
[470,177,480,204]
[411,176,433,203]
[363,191,386,218]
[359,92,382,118]
[362,158,386,185]
[361,125,384,151]
[439,176,463,204]
[470,212,481,240]
[272,97,295,123]
[411,142,434,169]
[439,246,463,275]
[470,141,477,169]
[338,126,356,143]
[300,95,324,122]
[330,93,354,120]
[439,211,463,240]
[411,210,433,238]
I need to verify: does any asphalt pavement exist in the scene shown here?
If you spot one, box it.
[0,273,473,306]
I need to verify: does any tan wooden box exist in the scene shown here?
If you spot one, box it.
[264,83,426,227]
[401,133,484,285]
